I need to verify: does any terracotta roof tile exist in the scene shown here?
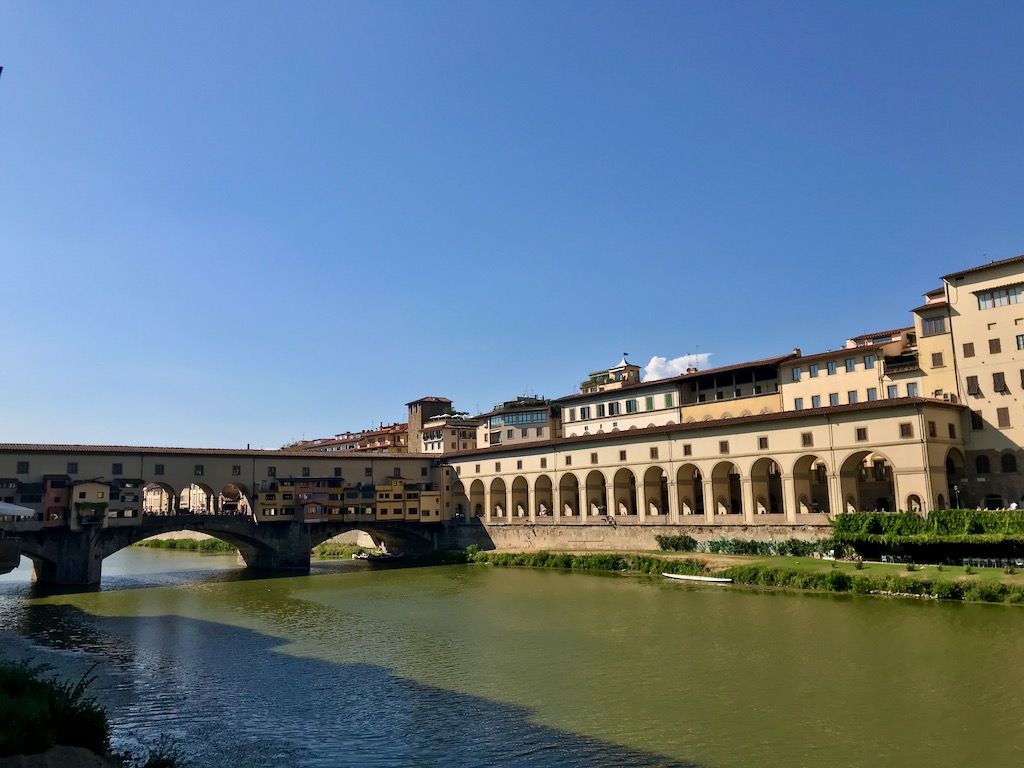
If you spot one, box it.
[942,254,1024,281]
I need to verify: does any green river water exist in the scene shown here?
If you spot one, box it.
[0,550,1022,767]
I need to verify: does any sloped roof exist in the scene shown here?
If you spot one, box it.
[942,254,1024,281]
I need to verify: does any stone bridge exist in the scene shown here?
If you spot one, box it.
[17,515,442,586]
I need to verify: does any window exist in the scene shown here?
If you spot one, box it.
[966,376,981,396]
[540,458,547,469]
[845,358,856,373]
[1017,335,1024,351]
[977,285,1023,310]
[867,388,878,401]
[78,491,85,500]
[608,402,621,416]
[931,352,944,368]
[963,342,975,357]
[990,338,1002,354]
[864,355,875,369]
[110,463,122,475]
[856,428,868,442]
[521,429,528,438]
[809,364,819,378]
[590,453,598,464]
[580,406,592,420]
[683,444,693,456]
[597,404,606,418]
[899,423,914,439]
[268,466,277,477]
[907,383,919,397]
[650,447,659,460]
[848,391,858,404]
[302,467,311,477]
[335,467,343,477]
[719,441,729,454]
[758,436,769,450]
[998,407,1011,429]
[365,467,373,477]
[194,464,204,476]
[928,421,937,437]
[516,460,523,470]
[948,423,957,439]
[507,429,514,438]
[474,464,481,473]
[16,462,28,474]
[1002,454,1018,473]
[827,361,837,375]
[794,398,804,410]
[619,450,627,461]
[921,316,946,336]
[792,367,802,382]
[665,393,674,408]
[154,464,165,476]
[568,408,576,422]
[976,455,991,474]
[829,393,839,407]
[993,371,1008,393]
[801,433,813,447]
[537,427,545,437]
[232,465,242,476]
[67,462,78,474]
[811,395,821,408]
[887,385,899,399]
[626,399,638,414]
[645,396,654,411]
[565,456,572,466]
[971,410,984,430]
[495,462,501,472]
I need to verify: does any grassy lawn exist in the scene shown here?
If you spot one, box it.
[742,555,1024,585]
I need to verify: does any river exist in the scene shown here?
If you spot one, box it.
[1,550,1022,768]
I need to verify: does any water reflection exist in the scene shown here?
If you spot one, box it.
[2,550,1024,768]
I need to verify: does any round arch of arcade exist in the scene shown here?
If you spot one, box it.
[462,447,932,523]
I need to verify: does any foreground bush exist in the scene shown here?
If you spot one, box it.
[0,661,110,758]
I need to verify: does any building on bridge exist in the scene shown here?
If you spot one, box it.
[0,447,450,535]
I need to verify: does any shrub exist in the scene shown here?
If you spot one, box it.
[655,535,698,552]
[854,558,865,570]
[0,661,110,758]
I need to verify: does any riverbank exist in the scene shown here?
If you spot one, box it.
[467,549,1024,604]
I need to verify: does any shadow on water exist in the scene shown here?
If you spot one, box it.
[3,602,698,768]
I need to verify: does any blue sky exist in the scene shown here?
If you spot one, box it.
[1,1,1022,448]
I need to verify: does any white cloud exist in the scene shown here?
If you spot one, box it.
[643,353,712,382]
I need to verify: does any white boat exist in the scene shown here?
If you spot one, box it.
[662,572,732,584]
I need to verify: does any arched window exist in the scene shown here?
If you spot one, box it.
[976,455,991,474]
[1002,453,1018,473]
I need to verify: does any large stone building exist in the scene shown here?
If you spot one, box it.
[444,254,1024,523]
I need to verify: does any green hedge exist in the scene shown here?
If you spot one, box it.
[833,510,1024,539]
[655,535,825,557]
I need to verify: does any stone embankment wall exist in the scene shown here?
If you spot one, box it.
[448,523,830,552]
